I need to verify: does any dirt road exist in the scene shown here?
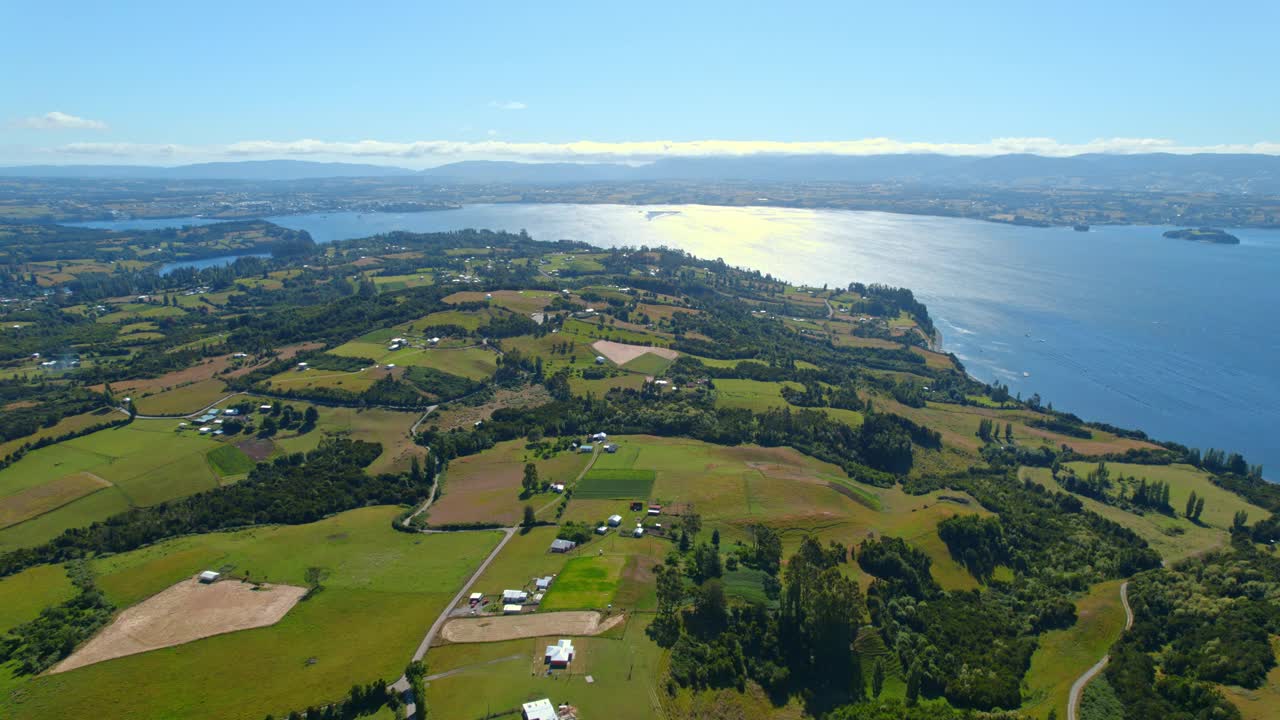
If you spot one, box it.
[389,526,516,715]
[1067,581,1133,720]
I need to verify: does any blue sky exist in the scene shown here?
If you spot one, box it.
[2,0,1277,166]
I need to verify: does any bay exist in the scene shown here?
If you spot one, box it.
[83,204,1280,475]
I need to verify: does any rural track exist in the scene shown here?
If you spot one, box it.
[390,525,517,717]
[531,445,600,517]
[1067,581,1133,720]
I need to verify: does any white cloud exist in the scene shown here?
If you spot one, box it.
[44,136,1280,166]
[16,111,108,130]
[488,100,527,111]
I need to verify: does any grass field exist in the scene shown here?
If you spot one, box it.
[424,617,665,720]
[1020,467,1234,563]
[712,379,802,411]
[0,422,228,551]
[574,468,656,499]
[621,352,676,375]
[443,289,557,315]
[427,441,590,527]
[205,445,254,477]
[1020,580,1127,720]
[564,436,988,590]
[0,564,76,636]
[329,340,498,381]
[1063,461,1265,532]
[131,378,229,415]
[0,507,502,720]
[271,405,424,476]
[471,526,575,595]
[540,555,626,611]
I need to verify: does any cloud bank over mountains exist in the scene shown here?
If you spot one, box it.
[33,136,1280,166]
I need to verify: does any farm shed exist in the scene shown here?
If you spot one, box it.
[502,604,523,615]
[197,571,220,583]
[607,514,623,526]
[535,576,554,591]
[549,539,577,553]
[522,698,558,720]
[502,589,528,604]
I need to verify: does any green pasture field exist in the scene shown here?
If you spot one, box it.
[1020,579,1127,720]
[131,379,229,415]
[205,445,254,477]
[425,618,665,720]
[562,318,669,347]
[413,308,492,331]
[574,468,656,499]
[270,405,424,476]
[266,366,379,394]
[1063,461,1264,532]
[0,507,502,720]
[0,409,118,460]
[568,373,648,396]
[443,289,557,315]
[567,436,989,591]
[0,564,76,636]
[470,526,574,595]
[371,273,434,291]
[621,352,675,375]
[426,440,590,526]
[539,555,626,610]
[1019,467,1239,563]
[329,340,498,381]
[0,472,111,530]
[712,379,802,412]
[0,422,228,552]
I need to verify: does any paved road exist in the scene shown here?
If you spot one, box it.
[1067,581,1133,720]
[390,526,517,717]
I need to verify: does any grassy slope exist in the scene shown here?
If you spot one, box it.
[1020,579,1127,720]
[1,507,502,720]
[1020,467,1232,563]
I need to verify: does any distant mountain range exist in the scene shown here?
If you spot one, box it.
[3,154,1280,193]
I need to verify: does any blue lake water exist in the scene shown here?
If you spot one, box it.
[83,204,1280,475]
[156,252,270,276]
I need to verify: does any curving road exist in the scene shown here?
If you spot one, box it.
[1067,581,1133,720]
[389,526,517,718]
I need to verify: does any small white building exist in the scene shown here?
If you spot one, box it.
[590,432,608,442]
[544,639,575,668]
[594,355,606,365]
[503,604,523,615]
[260,404,274,411]
[550,483,566,493]
[607,514,623,527]
[535,576,554,591]
[549,538,577,553]
[198,426,212,434]
[468,592,483,605]
[502,589,528,604]
[522,698,559,720]
[596,525,609,535]
[198,570,220,583]
[633,526,645,538]
[428,337,440,345]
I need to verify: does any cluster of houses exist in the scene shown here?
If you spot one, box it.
[184,407,246,436]
[591,502,660,535]
[480,573,564,615]
[575,432,618,455]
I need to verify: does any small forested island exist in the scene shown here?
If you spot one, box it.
[0,220,1273,720]
[1163,227,1240,244]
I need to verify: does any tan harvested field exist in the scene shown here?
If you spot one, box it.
[52,577,307,674]
[440,611,624,643]
[591,340,679,365]
[93,355,238,395]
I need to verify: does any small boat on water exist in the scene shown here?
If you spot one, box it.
[1073,224,1090,232]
